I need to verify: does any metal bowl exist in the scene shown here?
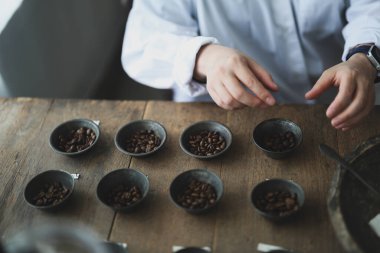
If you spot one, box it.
[49,119,100,156]
[114,120,167,157]
[253,118,302,159]
[24,170,75,210]
[251,178,305,221]
[169,169,223,214]
[96,168,149,212]
[179,121,232,159]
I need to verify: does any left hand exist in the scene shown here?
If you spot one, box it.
[305,53,377,130]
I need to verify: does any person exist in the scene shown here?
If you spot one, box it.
[121,1,380,131]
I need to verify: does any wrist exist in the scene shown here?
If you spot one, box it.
[348,53,378,81]
[346,44,380,82]
[193,44,215,83]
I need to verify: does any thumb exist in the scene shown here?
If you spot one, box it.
[305,70,335,99]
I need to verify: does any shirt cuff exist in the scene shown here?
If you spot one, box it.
[173,36,219,97]
[342,34,380,61]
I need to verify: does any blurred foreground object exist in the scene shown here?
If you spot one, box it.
[2,223,109,253]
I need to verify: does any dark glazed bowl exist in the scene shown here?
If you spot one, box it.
[251,178,305,221]
[253,118,302,159]
[97,168,149,212]
[179,121,232,159]
[102,242,128,253]
[24,170,75,210]
[49,119,100,156]
[114,120,167,157]
[169,169,223,214]
[175,247,210,253]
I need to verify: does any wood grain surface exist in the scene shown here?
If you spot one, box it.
[1,98,376,253]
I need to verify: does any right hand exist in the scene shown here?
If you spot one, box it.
[194,44,278,110]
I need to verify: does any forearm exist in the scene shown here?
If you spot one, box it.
[121,0,218,97]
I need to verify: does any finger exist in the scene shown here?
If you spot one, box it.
[223,74,265,108]
[305,70,335,99]
[326,75,356,119]
[206,81,245,110]
[330,84,368,128]
[247,60,279,91]
[234,63,276,106]
[334,91,374,129]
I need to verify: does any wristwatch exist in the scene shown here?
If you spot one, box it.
[346,44,380,83]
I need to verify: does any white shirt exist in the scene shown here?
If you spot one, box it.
[121,0,380,103]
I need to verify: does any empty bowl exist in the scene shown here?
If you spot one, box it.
[169,169,223,214]
[251,178,305,221]
[49,119,100,156]
[179,121,232,159]
[24,170,75,210]
[114,120,166,157]
[253,118,302,159]
[97,168,149,212]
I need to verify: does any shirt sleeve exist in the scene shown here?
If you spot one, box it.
[121,0,218,97]
[342,0,380,60]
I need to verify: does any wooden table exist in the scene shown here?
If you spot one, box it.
[1,98,379,253]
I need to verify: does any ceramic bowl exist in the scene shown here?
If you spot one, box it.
[169,168,223,214]
[179,121,232,159]
[253,118,302,159]
[251,178,305,221]
[24,170,75,210]
[114,120,166,157]
[49,118,100,156]
[97,168,149,212]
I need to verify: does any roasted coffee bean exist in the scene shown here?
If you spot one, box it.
[255,190,299,216]
[264,131,296,152]
[58,127,96,152]
[125,130,161,154]
[188,130,226,156]
[33,182,70,206]
[107,184,142,208]
[177,179,217,209]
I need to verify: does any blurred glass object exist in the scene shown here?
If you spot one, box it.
[2,224,110,253]
[0,0,23,34]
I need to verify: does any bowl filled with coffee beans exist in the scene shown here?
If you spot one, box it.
[24,170,75,210]
[251,178,305,221]
[49,118,100,156]
[114,120,167,157]
[252,118,302,159]
[179,121,232,159]
[96,168,149,212]
[169,168,223,214]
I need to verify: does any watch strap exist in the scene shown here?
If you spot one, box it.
[346,45,372,61]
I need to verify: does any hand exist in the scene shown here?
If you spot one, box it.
[194,44,278,110]
[305,53,377,130]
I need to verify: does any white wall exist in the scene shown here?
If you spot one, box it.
[0,0,130,98]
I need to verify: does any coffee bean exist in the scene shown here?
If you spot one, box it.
[188,130,226,156]
[33,182,70,206]
[125,130,161,154]
[264,131,296,152]
[177,179,217,210]
[107,184,142,208]
[255,190,299,216]
[58,127,96,153]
